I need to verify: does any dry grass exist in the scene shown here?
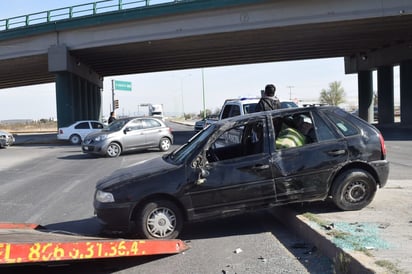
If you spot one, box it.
[0,121,57,133]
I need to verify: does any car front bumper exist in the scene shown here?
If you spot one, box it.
[82,142,109,156]
[94,200,135,233]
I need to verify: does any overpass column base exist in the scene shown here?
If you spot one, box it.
[357,71,374,123]
[55,72,102,128]
[377,66,394,124]
[400,60,412,125]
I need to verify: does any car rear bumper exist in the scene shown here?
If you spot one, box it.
[56,134,68,141]
[370,159,390,188]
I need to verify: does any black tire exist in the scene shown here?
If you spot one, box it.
[106,142,121,157]
[136,200,183,239]
[159,137,171,151]
[331,169,377,211]
[69,134,81,145]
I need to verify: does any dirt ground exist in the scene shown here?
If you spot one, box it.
[1,121,57,133]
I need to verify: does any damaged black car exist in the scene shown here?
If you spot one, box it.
[94,106,389,239]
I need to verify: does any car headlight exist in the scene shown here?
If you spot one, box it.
[94,135,108,142]
[95,190,115,203]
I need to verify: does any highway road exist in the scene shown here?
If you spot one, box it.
[0,121,334,273]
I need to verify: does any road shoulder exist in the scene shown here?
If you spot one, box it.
[272,179,411,274]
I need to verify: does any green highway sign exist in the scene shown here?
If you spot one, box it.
[114,80,132,91]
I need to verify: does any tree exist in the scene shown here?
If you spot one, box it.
[319,81,346,106]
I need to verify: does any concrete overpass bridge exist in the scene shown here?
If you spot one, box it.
[1,0,412,127]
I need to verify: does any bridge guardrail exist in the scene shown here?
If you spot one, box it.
[0,0,185,31]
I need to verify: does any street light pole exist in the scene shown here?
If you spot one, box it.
[178,73,191,118]
[180,78,185,117]
[287,85,294,100]
[111,79,115,112]
[202,68,206,119]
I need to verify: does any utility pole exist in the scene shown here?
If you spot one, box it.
[286,85,294,100]
[202,68,206,119]
[111,79,115,112]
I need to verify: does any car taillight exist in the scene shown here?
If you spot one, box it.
[168,127,172,134]
[379,133,386,159]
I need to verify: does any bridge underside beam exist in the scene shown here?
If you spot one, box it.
[344,42,412,73]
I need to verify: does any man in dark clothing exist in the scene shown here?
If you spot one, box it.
[255,84,281,112]
[108,111,116,124]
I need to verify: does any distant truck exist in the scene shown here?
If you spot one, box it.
[149,104,164,120]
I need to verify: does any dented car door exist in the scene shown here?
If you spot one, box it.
[188,118,276,218]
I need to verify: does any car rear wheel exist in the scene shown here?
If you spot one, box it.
[136,200,183,239]
[69,134,81,145]
[331,169,377,211]
[159,137,171,151]
[106,142,121,157]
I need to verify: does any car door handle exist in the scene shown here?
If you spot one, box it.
[252,164,270,170]
[328,149,346,156]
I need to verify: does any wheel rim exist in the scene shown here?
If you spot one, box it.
[146,207,176,238]
[344,181,367,203]
[107,144,120,157]
[71,135,80,144]
[160,139,170,151]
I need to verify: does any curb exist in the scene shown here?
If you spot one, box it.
[271,206,386,274]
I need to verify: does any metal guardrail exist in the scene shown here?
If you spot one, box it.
[0,0,187,31]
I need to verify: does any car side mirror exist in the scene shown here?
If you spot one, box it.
[195,167,210,185]
[124,127,131,134]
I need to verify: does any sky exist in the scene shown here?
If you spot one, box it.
[0,0,401,120]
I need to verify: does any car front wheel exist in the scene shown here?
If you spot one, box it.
[106,142,121,157]
[136,200,183,239]
[159,137,171,151]
[69,134,81,145]
[331,169,377,211]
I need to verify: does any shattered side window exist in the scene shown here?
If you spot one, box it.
[208,120,264,162]
[215,126,243,148]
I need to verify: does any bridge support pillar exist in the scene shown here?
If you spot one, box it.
[377,66,394,124]
[400,60,412,125]
[357,70,374,123]
[48,45,103,128]
[55,72,102,128]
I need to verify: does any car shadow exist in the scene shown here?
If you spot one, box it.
[57,149,165,160]
[283,200,341,215]
[57,153,101,160]
[42,216,104,236]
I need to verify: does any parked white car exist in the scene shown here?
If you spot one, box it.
[57,120,105,145]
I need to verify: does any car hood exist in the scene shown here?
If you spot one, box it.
[96,156,177,189]
[86,130,114,138]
